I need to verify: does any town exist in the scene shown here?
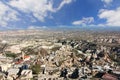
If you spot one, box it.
[0,29,120,80]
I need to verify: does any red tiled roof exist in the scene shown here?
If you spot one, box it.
[15,60,23,64]
[102,73,118,80]
[24,55,30,59]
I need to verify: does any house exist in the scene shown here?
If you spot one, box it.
[13,64,23,68]
[5,45,21,54]
[7,68,19,79]
[23,56,30,61]
[0,73,5,80]
[92,66,103,72]
[15,55,30,64]
[0,55,13,63]
[113,71,120,75]
[104,64,112,71]
[20,70,33,80]
[0,63,11,72]
[7,69,19,75]
[102,73,118,80]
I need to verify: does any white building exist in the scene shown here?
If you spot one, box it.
[0,63,11,72]
[20,70,33,80]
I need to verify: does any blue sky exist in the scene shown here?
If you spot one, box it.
[0,0,120,30]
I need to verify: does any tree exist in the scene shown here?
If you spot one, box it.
[51,46,61,52]
[0,42,8,54]
[31,64,41,74]
[5,51,17,58]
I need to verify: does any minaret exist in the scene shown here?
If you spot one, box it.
[22,51,25,61]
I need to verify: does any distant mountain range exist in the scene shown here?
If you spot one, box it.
[0,26,120,32]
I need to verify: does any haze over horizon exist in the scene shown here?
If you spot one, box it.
[0,0,120,30]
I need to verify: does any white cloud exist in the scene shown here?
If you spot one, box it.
[56,0,73,11]
[0,2,19,27]
[8,0,54,22]
[88,24,105,27]
[98,7,120,26]
[0,0,73,28]
[101,0,113,4]
[72,17,94,26]
[28,26,48,30]
[8,0,73,22]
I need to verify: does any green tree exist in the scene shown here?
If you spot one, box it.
[31,64,41,74]
[5,51,17,58]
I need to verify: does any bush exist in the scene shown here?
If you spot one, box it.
[51,46,61,51]
[31,64,41,74]
[5,52,17,58]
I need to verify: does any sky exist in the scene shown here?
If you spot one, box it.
[0,0,120,30]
